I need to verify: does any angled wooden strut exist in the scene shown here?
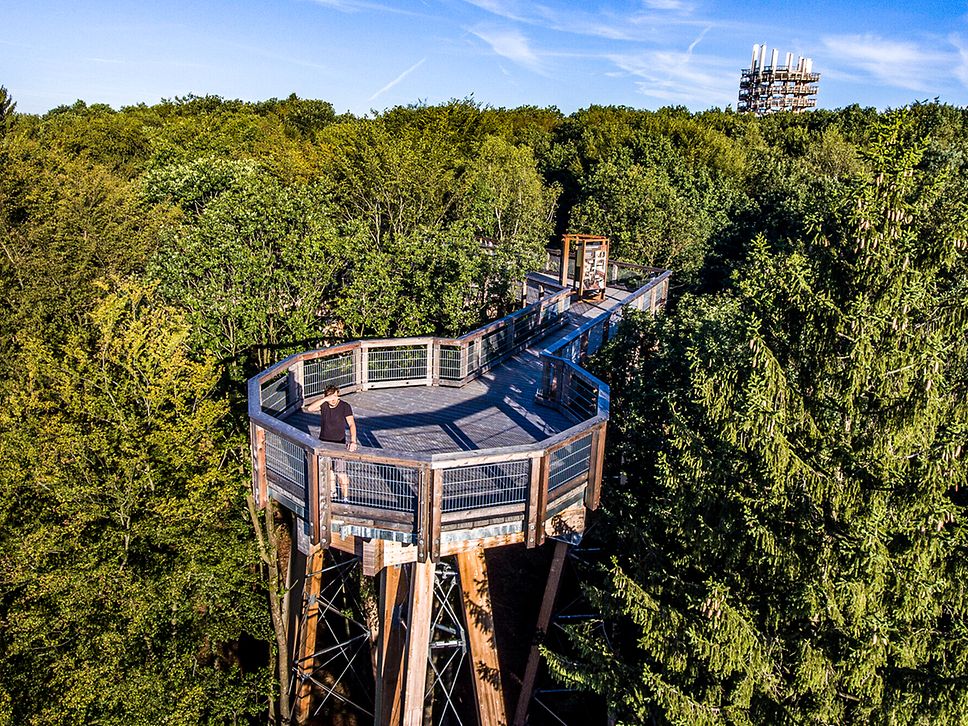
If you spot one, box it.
[513,539,570,726]
[457,547,507,726]
[294,546,326,724]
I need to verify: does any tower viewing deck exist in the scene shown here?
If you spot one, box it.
[248,256,670,573]
[247,238,670,725]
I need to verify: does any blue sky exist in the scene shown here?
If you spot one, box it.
[4,0,968,115]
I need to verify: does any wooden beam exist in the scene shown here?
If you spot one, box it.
[294,546,326,724]
[457,548,508,726]
[513,540,569,726]
[416,465,431,562]
[376,565,408,726]
[402,560,436,726]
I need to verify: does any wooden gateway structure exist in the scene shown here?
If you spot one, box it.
[247,244,670,725]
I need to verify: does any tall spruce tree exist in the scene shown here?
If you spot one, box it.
[548,110,968,723]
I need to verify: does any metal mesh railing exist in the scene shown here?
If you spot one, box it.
[261,373,290,415]
[439,345,463,381]
[366,345,428,383]
[480,326,512,368]
[563,370,599,421]
[441,459,531,512]
[549,435,592,491]
[328,458,418,513]
[304,353,356,397]
[514,308,539,344]
[265,431,307,514]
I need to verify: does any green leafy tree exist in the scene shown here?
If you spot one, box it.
[0,86,16,136]
[549,110,968,723]
[0,283,269,724]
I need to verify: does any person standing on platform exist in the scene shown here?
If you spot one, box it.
[313,385,357,502]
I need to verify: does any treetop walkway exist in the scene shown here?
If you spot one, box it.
[248,257,670,574]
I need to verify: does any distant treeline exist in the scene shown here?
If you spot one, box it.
[0,91,966,724]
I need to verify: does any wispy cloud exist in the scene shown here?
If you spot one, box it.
[822,34,950,91]
[608,29,734,108]
[471,26,544,73]
[948,34,968,88]
[368,57,426,100]
[307,0,423,16]
[644,0,693,12]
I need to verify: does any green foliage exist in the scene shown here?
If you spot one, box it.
[0,86,15,136]
[0,283,268,724]
[551,110,968,723]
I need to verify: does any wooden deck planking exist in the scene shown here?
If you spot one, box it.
[283,283,630,456]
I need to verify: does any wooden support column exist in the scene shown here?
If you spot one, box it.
[457,548,508,726]
[294,546,326,724]
[558,235,571,288]
[430,469,443,562]
[376,565,409,726]
[402,560,436,726]
[513,540,569,726]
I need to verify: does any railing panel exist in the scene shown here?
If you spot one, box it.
[329,458,419,513]
[480,326,512,368]
[439,344,463,381]
[260,372,291,415]
[366,345,428,383]
[562,368,599,421]
[303,352,356,397]
[549,434,593,491]
[265,430,308,516]
[441,459,531,512]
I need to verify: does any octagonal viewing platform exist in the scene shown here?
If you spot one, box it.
[248,261,670,574]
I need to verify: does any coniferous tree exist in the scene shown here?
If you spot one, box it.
[548,110,968,723]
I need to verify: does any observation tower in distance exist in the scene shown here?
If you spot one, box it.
[739,44,820,116]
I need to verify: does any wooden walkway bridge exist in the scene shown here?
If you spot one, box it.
[247,256,670,725]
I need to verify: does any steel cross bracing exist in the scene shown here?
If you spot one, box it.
[292,554,475,725]
[424,560,470,725]
[291,553,376,720]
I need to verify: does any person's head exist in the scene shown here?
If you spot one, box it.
[323,385,340,405]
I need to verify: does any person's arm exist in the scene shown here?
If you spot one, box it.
[346,415,358,451]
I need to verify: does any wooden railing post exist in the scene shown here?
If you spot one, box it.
[306,450,320,544]
[416,464,431,562]
[359,344,370,391]
[430,469,443,561]
[526,454,549,548]
[428,341,438,386]
[250,425,267,509]
[318,456,332,547]
[585,424,607,511]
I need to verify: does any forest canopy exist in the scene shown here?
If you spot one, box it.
[1,91,966,723]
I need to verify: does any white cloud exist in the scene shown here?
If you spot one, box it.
[643,0,693,12]
[608,30,735,108]
[822,34,949,92]
[368,57,427,100]
[951,34,968,88]
[471,26,545,73]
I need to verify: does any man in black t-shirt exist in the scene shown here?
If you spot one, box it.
[313,385,357,501]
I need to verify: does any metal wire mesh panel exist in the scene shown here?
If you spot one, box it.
[549,435,592,491]
[261,373,290,415]
[366,345,428,383]
[480,326,511,368]
[304,353,356,397]
[265,431,307,514]
[466,339,480,377]
[514,309,538,345]
[441,459,530,512]
[439,345,463,381]
[563,370,599,420]
[586,320,606,358]
[328,459,418,513]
